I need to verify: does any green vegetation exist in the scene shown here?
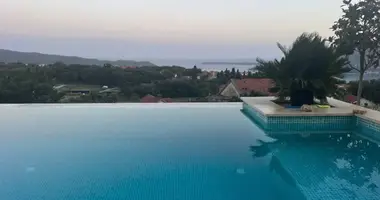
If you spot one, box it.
[216,68,262,84]
[330,0,380,105]
[0,62,225,103]
[256,32,349,104]
[1,0,379,106]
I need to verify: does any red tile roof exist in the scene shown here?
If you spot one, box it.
[232,78,274,95]
[140,94,160,103]
[140,95,172,103]
[345,95,357,103]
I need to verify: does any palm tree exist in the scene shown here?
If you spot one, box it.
[256,32,349,104]
[256,57,290,101]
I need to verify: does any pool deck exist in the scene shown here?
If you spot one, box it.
[241,96,380,123]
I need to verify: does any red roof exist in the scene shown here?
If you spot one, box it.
[140,95,172,103]
[345,95,357,103]
[140,94,160,103]
[232,78,274,95]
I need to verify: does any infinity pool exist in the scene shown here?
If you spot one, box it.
[0,103,379,200]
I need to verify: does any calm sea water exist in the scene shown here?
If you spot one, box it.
[0,104,379,200]
[151,59,380,81]
[343,72,380,82]
[150,59,255,72]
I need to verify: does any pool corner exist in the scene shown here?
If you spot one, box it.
[241,97,380,139]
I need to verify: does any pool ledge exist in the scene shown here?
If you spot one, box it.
[240,97,353,117]
[241,97,380,140]
[241,97,380,123]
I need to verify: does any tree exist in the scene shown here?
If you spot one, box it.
[52,61,65,67]
[0,62,225,103]
[191,65,199,80]
[217,71,223,78]
[236,69,242,79]
[257,32,349,104]
[330,0,380,105]
[231,68,236,78]
[247,71,253,77]
[242,71,247,78]
[224,68,230,77]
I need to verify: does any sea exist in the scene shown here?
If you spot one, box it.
[150,59,255,72]
[150,59,380,82]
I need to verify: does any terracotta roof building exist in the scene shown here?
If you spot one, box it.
[140,94,160,103]
[140,94,172,103]
[219,78,274,97]
[345,95,357,104]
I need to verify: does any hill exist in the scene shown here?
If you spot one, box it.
[0,49,156,66]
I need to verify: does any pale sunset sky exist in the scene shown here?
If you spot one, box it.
[0,0,344,59]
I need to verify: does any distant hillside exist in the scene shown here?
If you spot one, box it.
[0,49,156,66]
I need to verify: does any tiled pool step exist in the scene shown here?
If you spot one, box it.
[272,144,380,200]
[250,133,380,200]
[242,101,380,142]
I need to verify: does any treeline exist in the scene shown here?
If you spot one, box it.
[216,68,262,84]
[0,63,220,103]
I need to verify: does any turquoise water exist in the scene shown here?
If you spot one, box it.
[0,104,379,199]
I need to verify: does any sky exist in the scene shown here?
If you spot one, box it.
[0,0,344,60]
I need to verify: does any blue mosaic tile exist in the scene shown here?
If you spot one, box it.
[267,116,354,132]
[355,117,380,141]
[242,103,380,139]
[274,146,380,200]
[242,103,267,128]
[242,103,380,199]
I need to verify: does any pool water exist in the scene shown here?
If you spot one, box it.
[0,104,379,200]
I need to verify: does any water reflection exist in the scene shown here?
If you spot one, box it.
[250,133,380,198]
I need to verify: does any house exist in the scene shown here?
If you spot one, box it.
[344,95,357,104]
[140,94,172,103]
[344,94,376,108]
[99,88,120,94]
[140,94,159,103]
[219,78,274,97]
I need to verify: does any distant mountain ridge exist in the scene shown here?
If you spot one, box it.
[0,49,156,66]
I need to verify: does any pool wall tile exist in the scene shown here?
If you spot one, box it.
[242,103,353,133]
[355,117,380,141]
[242,103,267,128]
[242,103,380,138]
[267,116,354,132]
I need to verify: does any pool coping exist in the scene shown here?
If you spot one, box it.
[241,97,380,123]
